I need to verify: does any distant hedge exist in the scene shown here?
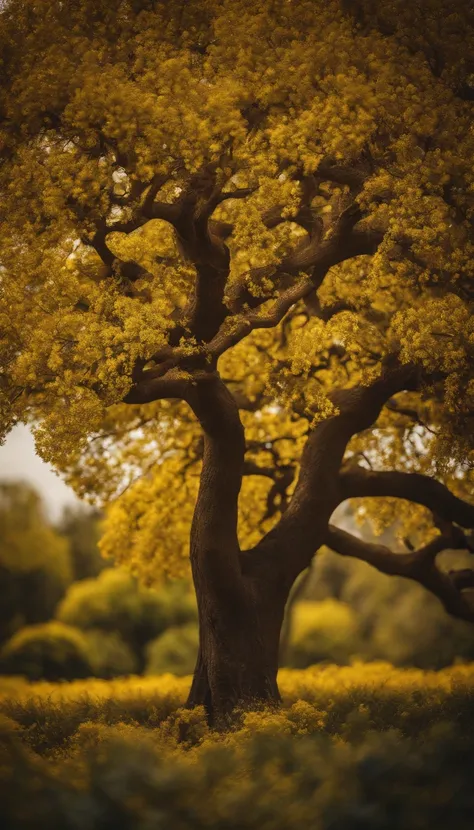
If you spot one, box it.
[0,621,92,681]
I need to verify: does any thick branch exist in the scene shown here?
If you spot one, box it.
[315,161,369,190]
[150,170,233,342]
[123,373,193,405]
[339,467,474,529]
[253,362,421,581]
[138,224,381,389]
[326,525,474,624]
[84,223,152,283]
[209,228,382,359]
[209,163,369,242]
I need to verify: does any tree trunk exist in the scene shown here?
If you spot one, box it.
[183,366,426,726]
[186,567,286,726]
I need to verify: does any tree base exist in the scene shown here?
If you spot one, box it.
[186,643,281,728]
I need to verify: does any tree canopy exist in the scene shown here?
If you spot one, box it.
[1,0,474,629]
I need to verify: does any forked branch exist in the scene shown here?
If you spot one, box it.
[252,362,422,580]
[326,524,474,623]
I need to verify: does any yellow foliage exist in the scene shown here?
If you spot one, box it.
[0,0,473,580]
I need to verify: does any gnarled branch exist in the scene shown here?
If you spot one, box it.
[252,362,421,582]
[326,524,474,623]
[123,372,194,405]
[338,466,474,529]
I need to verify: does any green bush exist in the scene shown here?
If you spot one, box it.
[85,630,138,679]
[0,622,93,681]
[145,623,199,676]
[56,569,197,659]
[285,599,362,668]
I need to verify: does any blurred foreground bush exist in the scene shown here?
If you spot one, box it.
[0,664,474,829]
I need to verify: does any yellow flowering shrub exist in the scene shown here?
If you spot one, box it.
[0,665,474,828]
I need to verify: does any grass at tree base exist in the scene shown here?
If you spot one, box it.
[0,662,473,829]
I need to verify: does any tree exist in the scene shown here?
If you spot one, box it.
[1,0,474,724]
[0,483,72,642]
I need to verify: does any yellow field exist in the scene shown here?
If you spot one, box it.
[1,663,473,829]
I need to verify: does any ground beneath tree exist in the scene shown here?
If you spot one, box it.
[0,663,473,829]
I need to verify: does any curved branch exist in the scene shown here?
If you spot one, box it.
[149,169,233,343]
[215,187,256,205]
[253,362,421,581]
[122,373,193,405]
[339,466,474,528]
[315,161,369,190]
[326,524,474,624]
[210,228,382,359]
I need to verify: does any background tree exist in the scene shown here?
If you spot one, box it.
[0,483,72,643]
[58,506,106,581]
[1,0,474,724]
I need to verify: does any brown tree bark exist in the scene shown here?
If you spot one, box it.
[184,375,286,725]
[182,365,418,723]
[186,576,285,725]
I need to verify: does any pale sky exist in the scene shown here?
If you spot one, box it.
[0,424,352,529]
[0,424,82,521]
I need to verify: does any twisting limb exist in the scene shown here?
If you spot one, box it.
[226,197,378,316]
[83,222,155,285]
[325,524,474,623]
[209,161,370,242]
[123,372,195,405]
[338,466,474,529]
[208,228,383,359]
[251,362,421,582]
[315,161,369,190]
[175,171,317,338]
[215,187,256,205]
[78,172,172,283]
[147,167,234,342]
[127,222,382,391]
